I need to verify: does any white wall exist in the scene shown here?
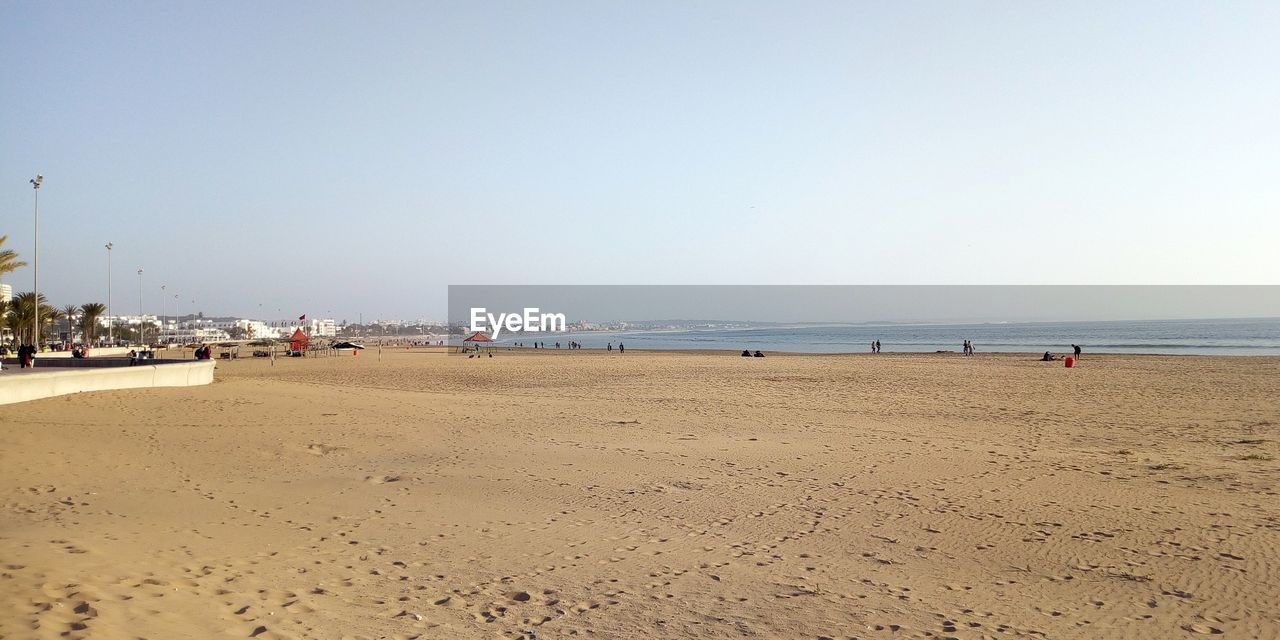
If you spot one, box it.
[0,361,216,405]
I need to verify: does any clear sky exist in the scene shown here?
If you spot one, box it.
[2,2,1278,321]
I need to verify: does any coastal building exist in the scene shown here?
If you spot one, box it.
[162,326,233,344]
[146,317,337,342]
[265,318,337,338]
[0,283,11,303]
[155,318,230,344]
[203,318,274,339]
[102,314,159,328]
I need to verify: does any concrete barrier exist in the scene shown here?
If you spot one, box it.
[0,361,215,405]
[34,347,137,359]
[7,357,190,369]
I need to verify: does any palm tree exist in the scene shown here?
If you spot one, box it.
[44,307,64,346]
[62,304,80,343]
[80,303,106,346]
[0,234,27,282]
[7,292,50,346]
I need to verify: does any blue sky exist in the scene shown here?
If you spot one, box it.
[2,1,1277,321]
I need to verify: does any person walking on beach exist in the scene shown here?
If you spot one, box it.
[875,340,881,353]
[1072,344,1081,360]
[619,342,624,354]
[607,343,613,353]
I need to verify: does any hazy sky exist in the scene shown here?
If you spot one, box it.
[2,2,1278,321]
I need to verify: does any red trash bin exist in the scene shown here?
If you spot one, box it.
[1064,356,1075,368]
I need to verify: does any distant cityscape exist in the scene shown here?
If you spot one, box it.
[88,314,460,345]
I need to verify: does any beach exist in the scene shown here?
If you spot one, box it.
[2,349,1278,639]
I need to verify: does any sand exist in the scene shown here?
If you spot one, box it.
[2,348,1278,639]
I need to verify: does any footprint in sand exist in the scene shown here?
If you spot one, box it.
[1183,623,1224,635]
[432,595,467,608]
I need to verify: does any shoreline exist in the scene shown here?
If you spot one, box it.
[433,345,1280,358]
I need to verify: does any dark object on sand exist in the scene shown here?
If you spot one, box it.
[1041,351,1056,361]
[741,350,751,357]
[753,351,765,358]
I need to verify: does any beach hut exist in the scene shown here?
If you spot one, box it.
[462,331,492,353]
[289,328,310,354]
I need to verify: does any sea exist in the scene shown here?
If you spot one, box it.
[497,317,1280,356]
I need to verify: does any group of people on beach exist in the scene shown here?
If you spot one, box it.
[607,342,624,353]
[511,341,592,350]
[870,340,882,353]
[963,340,976,356]
[1042,344,1083,361]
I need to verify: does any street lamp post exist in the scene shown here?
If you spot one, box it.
[105,242,113,345]
[137,268,144,346]
[29,175,42,349]
[160,284,166,344]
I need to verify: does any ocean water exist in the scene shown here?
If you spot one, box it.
[500,318,1280,356]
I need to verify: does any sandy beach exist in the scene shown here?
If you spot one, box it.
[2,348,1278,639]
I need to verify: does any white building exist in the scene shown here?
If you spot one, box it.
[0,283,11,304]
[264,318,337,338]
[102,314,159,328]
[204,318,274,340]
[160,318,231,344]
[148,317,335,342]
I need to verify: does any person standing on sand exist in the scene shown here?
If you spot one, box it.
[875,340,881,353]
[871,341,876,353]
[1073,344,1081,360]
[619,342,624,354]
[607,343,612,353]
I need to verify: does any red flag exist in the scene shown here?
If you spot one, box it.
[298,314,306,321]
